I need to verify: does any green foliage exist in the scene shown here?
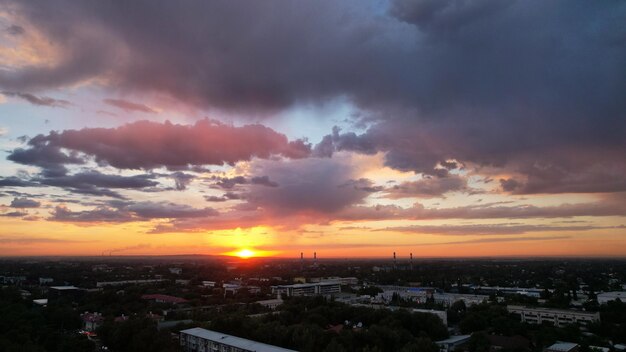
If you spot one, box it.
[98,318,177,352]
[208,296,445,351]
[0,287,94,352]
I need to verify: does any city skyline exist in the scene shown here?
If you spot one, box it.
[0,0,625,258]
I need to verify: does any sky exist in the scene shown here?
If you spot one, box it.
[0,0,625,258]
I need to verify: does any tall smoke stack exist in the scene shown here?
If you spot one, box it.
[300,252,304,270]
[314,252,317,266]
[393,252,397,270]
[410,253,413,270]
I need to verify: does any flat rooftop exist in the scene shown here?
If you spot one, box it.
[181,328,296,352]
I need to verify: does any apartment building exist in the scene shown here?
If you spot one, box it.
[180,328,296,352]
[507,305,600,327]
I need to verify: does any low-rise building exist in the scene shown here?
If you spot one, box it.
[81,312,104,332]
[141,294,188,304]
[434,293,489,307]
[507,306,600,327]
[255,298,283,310]
[436,335,471,352]
[96,279,166,287]
[39,277,54,285]
[375,286,432,304]
[271,282,341,297]
[544,342,579,352]
[597,291,626,304]
[180,327,296,352]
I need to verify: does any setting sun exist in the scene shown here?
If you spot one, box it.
[234,248,255,259]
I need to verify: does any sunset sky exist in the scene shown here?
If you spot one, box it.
[0,0,625,258]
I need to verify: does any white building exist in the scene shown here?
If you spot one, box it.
[96,279,166,287]
[271,282,341,297]
[255,298,283,310]
[597,291,626,304]
[180,327,296,352]
[436,335,471,352]
[433,293,489,307]
[375,286,431,304]
[39,277,54,285]
[169,267,183,275]
[545,342,579,352]
[507,305,600,327]
[310,277,359,285]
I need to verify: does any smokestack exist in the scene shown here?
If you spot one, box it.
[300,252,304,270]
[410,253,413,270]
[314,252,317,260]
[393,252,397,270]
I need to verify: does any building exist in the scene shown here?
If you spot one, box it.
[256,298,283,310]
[310,277,359,285]
[544,342,579,352]
[81,312,104,332]
[507,306,600,327]
[39,277,54,285]
[96,279,166,287]
[436,335,471,352]
[271,282,341,297]
[597,291,626,304]
[141,294,188,304]
[473,286,544,298]
[375,286,432,304]
[433,293,489,307]
[48,285,83,302]
[180,327,296,352]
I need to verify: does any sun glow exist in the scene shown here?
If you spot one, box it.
[234,248,255,258]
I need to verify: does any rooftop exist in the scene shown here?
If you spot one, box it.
[546,342,579,352]
[181,328,297,352]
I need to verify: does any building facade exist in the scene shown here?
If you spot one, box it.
[180,327,296,352]
[271,282,341,297]
[507,305,600,327]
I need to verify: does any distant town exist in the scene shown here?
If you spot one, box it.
[1,256,625,351]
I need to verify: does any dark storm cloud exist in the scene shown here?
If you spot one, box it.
[7,135,85,177]
[243,157,371,215]
[1,211,28,217]
[50,205,132,222]
[0,176,38,187]
[170,172,195,191]
[1,91,70,107]
[124,201,218,219]
[10,119,311,170]
[5,24,25,36]
[211,175,279,189]
[339,178,384,193]
[1,0,624,195]
[337,196,626,222]
[9,197,40,208]
[213,176,248,190]
[250,176,278,188]
[384,174,467,198]
[103,98,156,114]
[28,171,158,198]
[49,201,217,223]
[204,192,243,202]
